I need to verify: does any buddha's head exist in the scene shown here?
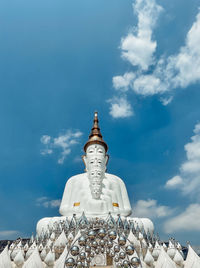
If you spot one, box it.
[82,112,109,199]
[83,144,108,172]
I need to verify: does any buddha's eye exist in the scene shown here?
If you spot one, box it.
[98,172,101,175]
[90,160,94,164]
[98,160,101,163]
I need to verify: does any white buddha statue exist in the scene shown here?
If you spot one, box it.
[37,112,154,235]
[59,113,131,217]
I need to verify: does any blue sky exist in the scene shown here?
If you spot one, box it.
[0,0,200,245]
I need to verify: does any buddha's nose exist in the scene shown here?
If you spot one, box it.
[93,159,100,166]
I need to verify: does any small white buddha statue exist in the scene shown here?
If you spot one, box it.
[37,112,154,235]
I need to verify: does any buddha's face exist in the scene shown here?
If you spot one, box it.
[88,169,103,182]
[83,144,108,172]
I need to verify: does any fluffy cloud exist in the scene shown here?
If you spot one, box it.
[165,123,200,198]
[109,0,163,117]
[160,96,173,106]
[133,74,163,95]
[36,197,61,208]
[164,123,200,234]
[164,204,200,233]
[40,135,51,144]
[131,11,200,96]
[113,72,135,92]
[41,130,82,164]
[40,135,53,155]
[165,175,183,189]
[169,12,200,88]
[121,0,163,70]
[133,199,173,219]
[109,2,200,115]
[109,96,133,118]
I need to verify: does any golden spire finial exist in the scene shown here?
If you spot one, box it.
[84,111,108,152]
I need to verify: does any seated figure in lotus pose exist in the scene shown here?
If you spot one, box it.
[37,112,154,235]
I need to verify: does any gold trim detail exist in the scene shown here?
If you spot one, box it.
[112,203,119,207]
[74,202,80,207]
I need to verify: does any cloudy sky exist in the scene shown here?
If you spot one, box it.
[0,0,200,245]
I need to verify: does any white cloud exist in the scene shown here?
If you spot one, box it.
[113,72,135,91]
[41,149,53,155]
[108,0,163,117]
[40,135,53,155]
[164,204,200,233]
[110,4,200,113]
[121,0,163,70]
[41,130,82,164]
[165,175,183,189]
[165,122,200,198]
[109,96,134,118]
[131,11,200,97]
[133,199,173,219]
[160,96,173,106]
[36,197,61,208]
[40,135,51,144]
[169,12,200,88]
[36,196,48,203]
[133,74,163,95]
[43,199,61,208]
[0,230,19,239]
[73,156,83,163]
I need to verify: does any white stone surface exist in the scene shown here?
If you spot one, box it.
[155,247,177,268]
[23,247,44,268]
[54,230,68,248]
[173,249,184,266]
[144,249,154,266]
[14,249,25,267]
[44,250,55,266]
[185,245,200,268]
[0,246,12,268]
[59,144,132,217]
[54,246,68,268]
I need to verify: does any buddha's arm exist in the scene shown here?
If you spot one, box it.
[59,178,73,215]
[107,177,124,210]
[104,188,120,213]
[109,175,132,215]
[101,187,113,212]
[119,179,132,214]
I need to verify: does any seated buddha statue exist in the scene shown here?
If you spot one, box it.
[36,112,154,235]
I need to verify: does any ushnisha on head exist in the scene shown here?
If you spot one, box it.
[82,112,109,199]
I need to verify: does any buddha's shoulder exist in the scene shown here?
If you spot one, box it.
[105,173,125,184]
[66,173,87,184]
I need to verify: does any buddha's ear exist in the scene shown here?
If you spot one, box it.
[105,154,109,166]
[105,154,109,173]
[82,155,87,171]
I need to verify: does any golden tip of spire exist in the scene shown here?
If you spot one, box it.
[83,112,108,152]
